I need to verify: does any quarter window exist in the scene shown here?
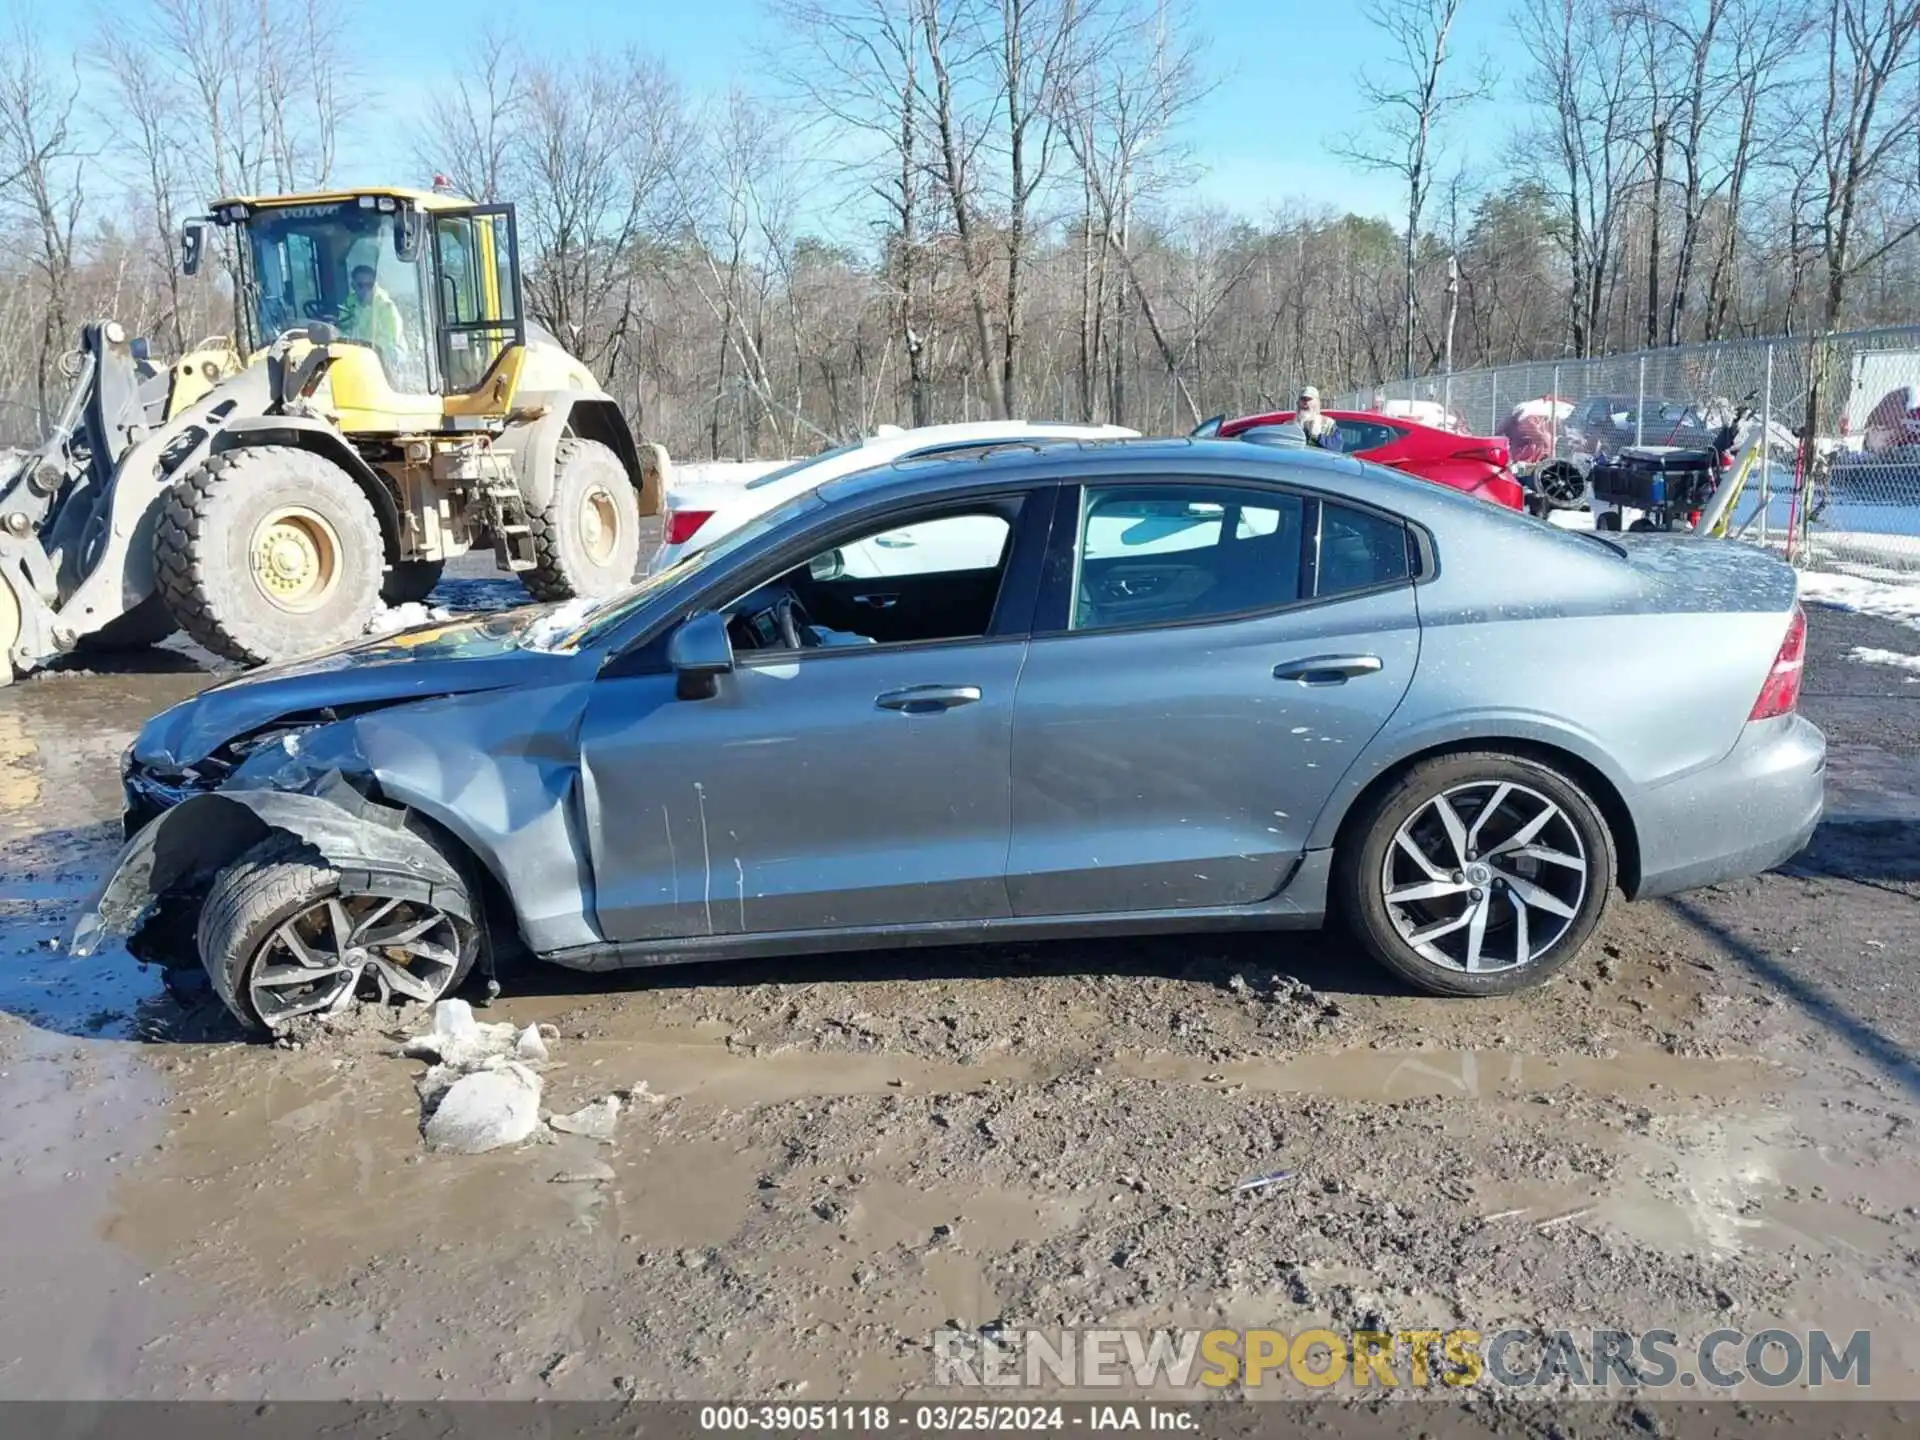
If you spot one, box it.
[1316,503,1413,596]
[1071,484,1305,632]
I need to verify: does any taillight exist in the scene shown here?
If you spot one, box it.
[664,508,714,545]
[1749,604,1806,720]
[1452,441,1511,466]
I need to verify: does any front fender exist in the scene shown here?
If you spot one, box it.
[69,782,470,959]
[504,393,659,514]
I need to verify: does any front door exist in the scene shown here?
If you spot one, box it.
[578,492,1044,943]
[1007,481,1421,916]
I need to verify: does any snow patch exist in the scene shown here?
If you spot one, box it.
[518,595,604,652]
[365,601,453,636]
[1796,570,1920,633]
[1849,646,1920,676]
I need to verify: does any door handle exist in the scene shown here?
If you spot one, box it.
[854,593,899,609]
[1272,654,1383,686]
[875,685,982,714]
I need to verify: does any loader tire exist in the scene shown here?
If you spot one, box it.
[155,446,384,666]
[520,438,641,602]
[76,593,177,652]
[380,559,445,606]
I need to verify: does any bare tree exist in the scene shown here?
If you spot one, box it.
[1336,0,1486,379]
[1795,0,1920,445]
[1054,0,1206,423]
[508,50,690,374]
[0,19,87,426]
[1514,0,1637,356]
[413,28,525,202]
[767,0,934,425]
[93,31,193,351]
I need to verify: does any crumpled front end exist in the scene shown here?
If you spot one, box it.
[72,769,473,966]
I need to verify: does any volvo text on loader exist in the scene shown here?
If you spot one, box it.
[0,187,667,680]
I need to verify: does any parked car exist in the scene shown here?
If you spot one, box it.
[651,420,1139,575]
[1205,409,1525,510]
[77,439,1821,1032]
[1559,395,1710,458]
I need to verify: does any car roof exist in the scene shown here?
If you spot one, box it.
[817,435,1439,513]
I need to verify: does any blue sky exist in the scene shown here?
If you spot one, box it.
[63,0,1520,231]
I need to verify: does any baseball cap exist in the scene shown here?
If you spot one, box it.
[1298,385,1320,401]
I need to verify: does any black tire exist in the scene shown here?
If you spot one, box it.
[1594,511,1622,532]
[1334,752,1616,998]
[197,836,477,1034]
[1535,461,1588,509]
[521,437,642,602]
[154,445,384,666]
[75,593,177,652]
[380,559,445,606]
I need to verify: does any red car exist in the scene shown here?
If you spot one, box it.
[1209,409,1525,510]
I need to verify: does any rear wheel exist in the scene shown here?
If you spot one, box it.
[380,559,445,606]
[1335,752,1616,997]
[521,437,641,601]
[198,836,476,1033]
[155,445,384,665]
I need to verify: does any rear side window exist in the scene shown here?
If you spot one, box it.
[1333,418,1403,453]
[1071,484,1305,632]
[1316,503,1412,597]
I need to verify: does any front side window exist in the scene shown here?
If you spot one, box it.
[719,500,1024,654]
[1071,484,1305,632]
[239,201,433,391]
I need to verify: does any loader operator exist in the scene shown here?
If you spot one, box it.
[340,264,404,375]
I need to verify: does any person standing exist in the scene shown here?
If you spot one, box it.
[1297,386,1341,450]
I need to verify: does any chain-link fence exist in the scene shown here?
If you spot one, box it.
[1335,326,1920,579]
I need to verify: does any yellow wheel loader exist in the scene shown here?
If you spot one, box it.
[0,187,667,681]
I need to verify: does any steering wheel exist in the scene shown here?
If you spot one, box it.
[303,300,342,321]
[772,593,818,649]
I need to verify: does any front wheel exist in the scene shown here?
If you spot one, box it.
[521,438,641,601]
[197,837,477,1033]
[1335,753,1616,997]
[155,445,384,664]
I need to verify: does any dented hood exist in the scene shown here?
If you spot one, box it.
[134,610,594,769]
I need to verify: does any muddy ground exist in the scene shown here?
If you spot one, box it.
[2,554,1918,1418]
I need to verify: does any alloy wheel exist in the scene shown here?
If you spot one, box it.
[247,893,462,1027]
[1380,780,1589,973]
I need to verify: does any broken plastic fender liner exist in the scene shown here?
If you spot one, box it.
[69,788,471,957]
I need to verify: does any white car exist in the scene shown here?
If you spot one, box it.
[650,421,1138,576]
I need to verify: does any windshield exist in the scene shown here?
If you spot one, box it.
[539,491,829,651]
[240,201,433,390]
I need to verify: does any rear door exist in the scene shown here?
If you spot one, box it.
[1005,480,1422,917]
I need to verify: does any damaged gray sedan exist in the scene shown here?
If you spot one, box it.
[73,439,1824,1032]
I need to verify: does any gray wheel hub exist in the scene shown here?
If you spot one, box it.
[1380,780,1590,974]
[248,894,462,1027]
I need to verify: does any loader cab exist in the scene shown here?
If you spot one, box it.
[211,190,527,405]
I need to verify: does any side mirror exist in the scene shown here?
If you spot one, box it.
[807,549,845,582]
[668,611,734,700]
[181,218,209,277]
[395,205,425,263]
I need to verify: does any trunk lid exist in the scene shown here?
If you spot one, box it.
[1608,532,1799,615]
